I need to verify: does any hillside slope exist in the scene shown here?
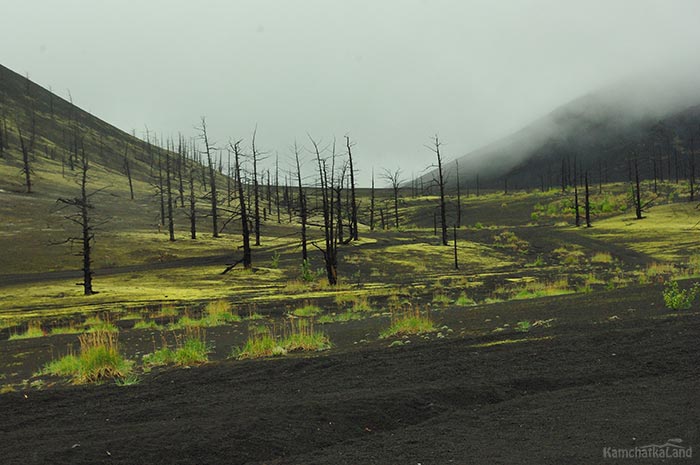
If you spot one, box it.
[432,73,700,190]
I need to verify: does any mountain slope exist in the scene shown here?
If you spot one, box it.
[436,72,700,190]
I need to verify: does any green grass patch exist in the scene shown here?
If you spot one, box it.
[454,293,476,306]
[292,304,323,318]
[133,320,164,331]
[431,294,452,306]
[380,308,436,338]
[143,327,211,366]
[40,330,133,384]
[233,320,331,359]
[9,321,44,340]
[49,324,83,336]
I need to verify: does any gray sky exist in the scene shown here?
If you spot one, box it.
[4,0,700,186]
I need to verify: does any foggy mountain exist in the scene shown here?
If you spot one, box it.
[433,71,700,190]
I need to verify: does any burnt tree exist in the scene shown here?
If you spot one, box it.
[427,135,448,245]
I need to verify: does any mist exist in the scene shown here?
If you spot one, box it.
[3,0,700,186]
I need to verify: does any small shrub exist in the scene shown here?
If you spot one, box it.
[515,321,532,332]
[300,259,315,282]
[270,251,281,269]
[663,281,700,310]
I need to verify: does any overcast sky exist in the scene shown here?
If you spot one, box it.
[3,0,700,185]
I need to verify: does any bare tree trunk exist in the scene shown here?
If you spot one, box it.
[634,158,643,219]
[456,159,462,227]
[79,149,94,295]
[165,151,175,241]
[574,174,580,227]
[429,135,448,245]
[200,118,219,237]
[370,169,375,231]
[123,143,134,200]
[18,126,32,193]
[310,135,337,285]
[177,137,185,208]
[453,225,459,270]
[188,158,197,240]
[585,171,591,228]
[294,142,308,262]
[252,128,261,246]
[232,140,251,269]
[346,136,359,241]
[275,154,281,224]
[690,138,696,202]
[157,148,165,228]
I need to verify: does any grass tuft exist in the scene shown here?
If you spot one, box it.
[381,307,436,338]
[9,321,44,340]
[40,330,133,384]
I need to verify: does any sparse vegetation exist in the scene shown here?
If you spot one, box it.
[663,281,700,310]
[232,320,331,359]
[40,330,133,384]
[143,327,211,366]
[381,307,436,338]
[9,321,44,340]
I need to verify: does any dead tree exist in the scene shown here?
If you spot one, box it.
[453,225,459,270]
[382,168,403,229]
[335,161,348,244]
[632,158,647,220]
[17,125,32,193]
[427,135,448,245]
[309,135,338,285]
[222,139,252,272]
[55,142,103,295]
[275,153,282,224]
[294,141,308,261]
[251,127,262,246]
[455,159,462,227]
[187,147,197,239]
[690,138,696,202]
[123,142,134,200]
[177,136,185,207]
[156,147,166,227]
[346,135,359,241]
[574,173,580,227]
[199,118,219,237]
[165,150,175,241]
[584,171,591,228]
[369,168,376,230]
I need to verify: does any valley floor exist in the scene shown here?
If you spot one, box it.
[1,284,698,465]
